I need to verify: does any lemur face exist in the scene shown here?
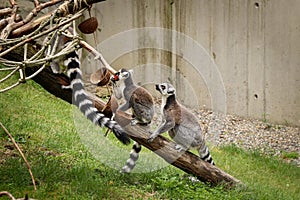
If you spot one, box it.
[110,71,120,83]
[155,83,175,96]
[118,68,133,80]
[111,68,133,83]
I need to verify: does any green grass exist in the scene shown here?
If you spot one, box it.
[0,73,299,199]
[281,151,299,160]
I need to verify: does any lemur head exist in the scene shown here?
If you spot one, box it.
[155,83,176,96]
[110,68,133,83]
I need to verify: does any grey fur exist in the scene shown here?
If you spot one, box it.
[111,68,154,173]
[121,141,141,173]
[148,83,215,165]
[112,68,154,125]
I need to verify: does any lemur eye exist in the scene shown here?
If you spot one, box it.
[161,85,166,90]
[122,72,129,77]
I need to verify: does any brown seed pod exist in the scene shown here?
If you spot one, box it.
[78,17,98,34]
[90,67,111,86]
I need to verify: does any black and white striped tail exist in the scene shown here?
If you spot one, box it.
[121,142,142,173]
[199,146,215,165]
[63,50,130,145]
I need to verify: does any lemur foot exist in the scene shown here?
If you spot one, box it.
[175,144,186,152]
[188,176,200,183]
[131,119,138,126]
[61,85,72,90]
[147,132,157,143]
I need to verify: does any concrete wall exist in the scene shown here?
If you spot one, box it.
[83,0,300,126]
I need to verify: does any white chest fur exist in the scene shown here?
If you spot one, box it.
[161,96,167,115]
[113,80,126,99]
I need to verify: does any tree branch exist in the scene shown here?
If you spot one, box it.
[0,191,16,200]
[0,122,37,191]
[0,0,106,39]
[0,8,13,17]
[9,0,106,38]
[0,191,36,200]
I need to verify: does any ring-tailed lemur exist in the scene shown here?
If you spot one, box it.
[148,83,215,165]
[61,42,130,145]
[110,68,154,173]
[111,68,155,126]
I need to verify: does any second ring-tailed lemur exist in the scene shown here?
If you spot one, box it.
[110,68,154,173]
[148,83,215,165]
[60,40,130,145]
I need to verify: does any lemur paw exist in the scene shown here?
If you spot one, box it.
[147,137,154,143]
[131,119,138,126]
[147,132,156,143]
[175,144,186,152]
[61,85,71,90]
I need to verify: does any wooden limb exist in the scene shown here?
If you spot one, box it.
[0,14,22,31]
[61,0,106,15]
[0,1,18,39]
[33,0,40,8]
[0,191,16,200]
[11,12,52,38]
[0,8,13,17]
[0,191,36,200]
[0,0,106,39]
[79,40,117,74]
[0,10,83,58]
[23,65,242,188]
[9,0,16,6]
[1,0,60,38]
[0,122,37,191]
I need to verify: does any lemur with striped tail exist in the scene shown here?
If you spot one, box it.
[61,43,130,145]
[148,83,215,165]
[110,68,154,173]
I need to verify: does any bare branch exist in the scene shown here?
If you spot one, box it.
[0,1,18,39]
[0,122,37,191]
[79,40,117,74]
[34,0,40,8]
[9,0,16,6]
[7,0,106,38]
[0,9,84,57]
[0,14,22,31]
[0,0,63,39]
[0,191,36,200]
[0,8,13,17]
[0,191,16,200]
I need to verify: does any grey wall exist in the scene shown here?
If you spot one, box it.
[83,0,300,126]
